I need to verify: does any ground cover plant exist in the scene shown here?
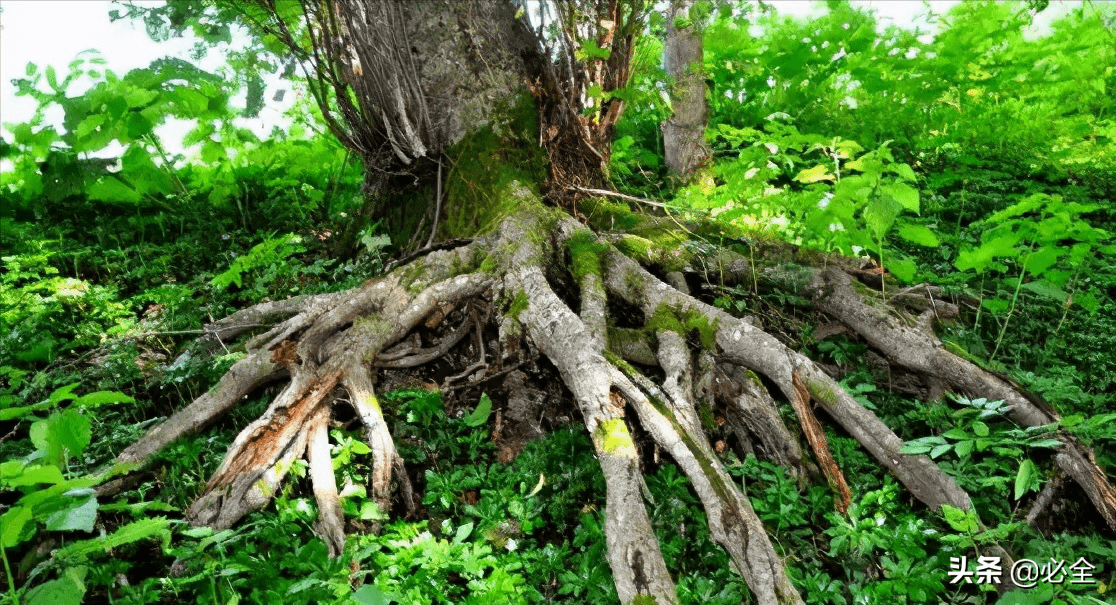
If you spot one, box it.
[2,1,1115,604]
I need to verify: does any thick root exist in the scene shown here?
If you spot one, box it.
[612,350,804,605]
[506,219,678,603]
[811,267,1116,532]
[110,203,1106,602]
[343,360,409,513]
[307,404,345,556]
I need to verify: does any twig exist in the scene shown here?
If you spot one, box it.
[567,185,682,210]
[444,361,527,392]
[0,422,21,444]
[444,361,487,386]
[385,238,473,273]
[372,314,473,367]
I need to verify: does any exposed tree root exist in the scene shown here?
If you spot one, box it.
[807,267,1116,533]
[110,194,1113,603]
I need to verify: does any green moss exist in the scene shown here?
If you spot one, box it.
[568,230,607,284]
[581,197,642,232]
[595,418,638,457]
[603,349,639,376]
[645,304,718,350]
[643,395,733,503]
[807,378,840,407]
[628,596,660,605]
[614,234,692,272]
[440,94,548,239]
[507,290,529,320]
[361,393,382,414]
[352,314,393,359]
[479,254,497,274]
[697,401,717,432]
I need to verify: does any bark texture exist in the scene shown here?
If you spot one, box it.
[661,0,711,177]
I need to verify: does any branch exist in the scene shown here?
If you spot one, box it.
[567,185,681,209]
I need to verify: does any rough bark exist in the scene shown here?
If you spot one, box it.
[661,0,711,177]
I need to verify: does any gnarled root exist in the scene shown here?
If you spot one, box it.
[109,201,1104,602]
[809,267,1116,533]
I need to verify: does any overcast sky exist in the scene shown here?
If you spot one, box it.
[0,0,1076,160]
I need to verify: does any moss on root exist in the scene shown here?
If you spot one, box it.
[507,290,529,320]
[613,235,692,273]
[596,418,639,457]
[568,230,608,283]
[645,304,718,350]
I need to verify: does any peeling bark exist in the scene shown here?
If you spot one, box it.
[107,195,1109,602]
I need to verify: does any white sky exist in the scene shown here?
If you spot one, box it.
[0,0,1080,162]
[0,0,294,163]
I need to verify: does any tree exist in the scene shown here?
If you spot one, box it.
[99,2,1116,604]
[661,0,711,177]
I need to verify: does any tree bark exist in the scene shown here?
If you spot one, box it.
[661,0,711,178]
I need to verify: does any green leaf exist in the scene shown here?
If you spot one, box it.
[30,409,92,469]
[897,224,940,247]
[1024,247,1061,276]
[1014,459,1036,500]
[793,164,835,184]
[87,176,142,203]
[46,65,59,91]
[941,504,979,533]
[44,493,98,532]
[887,257,917,283]
[0,505,32,548]
[75,390,135,408]
[886,163,917,181]
[2,463,65,488]
[74,114,105,140]
[971,421,990,437]
[463,393,492,427]
[25,570,87,605]
[1075,290,1100,314]
[955,233,1021,273]
[53,517,172,559]
[1021,279,1067,303]
[862,196,900,238]
[881,183,919,214]
[454,521,474,543]
[351,585,390,605]
[929,444,953,459]
[201,139,227,163]
[122,87,158,108]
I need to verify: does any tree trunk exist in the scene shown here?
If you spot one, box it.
[661,0,711,178]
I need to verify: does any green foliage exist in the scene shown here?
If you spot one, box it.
[901,395,1063,501]
[0,383,171,605]
[211,232,305,292]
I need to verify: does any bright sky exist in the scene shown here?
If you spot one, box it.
[0,0,294,162]
[0,0,1078,161]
